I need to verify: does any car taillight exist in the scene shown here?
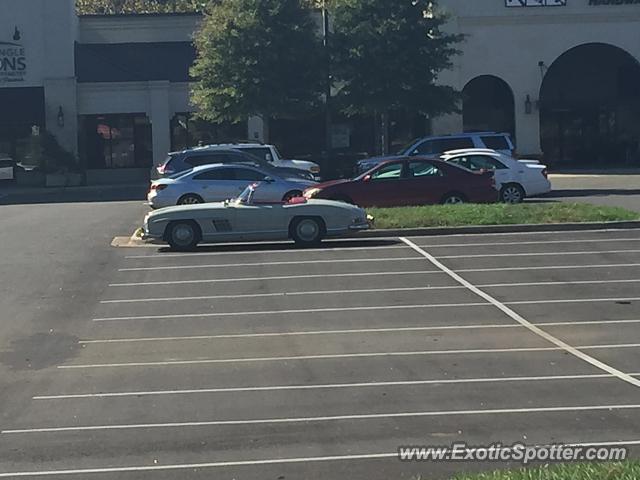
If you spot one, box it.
[151,184,168,191]
[541,168,548,179]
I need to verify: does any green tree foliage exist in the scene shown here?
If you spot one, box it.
[329,0,462,118]
[190,0,324,123]
[76,0,205,14]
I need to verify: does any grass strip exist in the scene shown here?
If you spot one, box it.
[369,203,639,229]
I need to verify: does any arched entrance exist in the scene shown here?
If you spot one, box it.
[540,43,640,166]
[463,75,515,140]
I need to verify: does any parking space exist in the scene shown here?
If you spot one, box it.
[1,229,640,478]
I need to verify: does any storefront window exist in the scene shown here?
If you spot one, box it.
[0,87,45,166]
[79,114,152,169]
[170,114,246,151]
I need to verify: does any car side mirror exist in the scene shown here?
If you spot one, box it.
[263,176,275,183]
[362,174,372,182]
[265,153,273,162]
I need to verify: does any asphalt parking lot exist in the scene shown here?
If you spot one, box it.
[1,228,640,479]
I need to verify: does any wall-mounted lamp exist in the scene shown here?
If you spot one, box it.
[524,95,533,115]
[538,60,547,80]
[57,106,65,128]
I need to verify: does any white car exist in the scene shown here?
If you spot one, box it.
[205,143,321,181]
[148,163,316,209]
[440,149,551,203]
[143,183,370,250]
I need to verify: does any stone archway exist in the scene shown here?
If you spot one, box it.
[539,43,640,166]
[462,75,515,140]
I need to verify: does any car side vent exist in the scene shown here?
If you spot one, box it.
[212,219,233,232]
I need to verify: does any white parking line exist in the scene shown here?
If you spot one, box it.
[117,255,640,273]
[56,343,640,369]
[118,257,424,272]
[100,279,640,304]
[108,270,442,288]
[1,440,640,477]
[419,237,640,248]
[401,237,640,389]
[91,303,491,322]
[4,404,640,435]
[91,297,640,322]
[438,249,640,260]
[481,279,640,288]
[100,285,464,304]
[122,237,640,260]
[34,373,637,400]
[408,227,640,240]
[81,323,524,343]
[459,263,640,273]
[78,319,640,344]
[125,244,407,259]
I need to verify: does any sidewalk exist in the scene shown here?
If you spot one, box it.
[0,182,148,205]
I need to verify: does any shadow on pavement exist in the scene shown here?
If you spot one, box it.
[0,183,148,205]
[155,238,402,254]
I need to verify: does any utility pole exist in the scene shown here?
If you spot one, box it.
[322,0,332,164]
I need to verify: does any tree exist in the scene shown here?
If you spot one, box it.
[190,0,324,131]
[329,0,462,153]
[76,0,205,14]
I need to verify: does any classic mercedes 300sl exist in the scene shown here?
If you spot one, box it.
[142,184,371,250]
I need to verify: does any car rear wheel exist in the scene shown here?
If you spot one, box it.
[282,190,303,202]
[290,217,324,246]
[500,184,525,204]
[166,221,201,251]
[441,193,466,205]
[177,194,204,205]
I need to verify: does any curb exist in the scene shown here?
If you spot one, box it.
[113,220,640,247]
[354,220,640,239]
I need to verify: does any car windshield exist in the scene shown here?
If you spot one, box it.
[233,183,258,205]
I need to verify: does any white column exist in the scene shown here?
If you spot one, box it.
[43,77,78,154]
[513,89,542,156]
[148,81,171,167]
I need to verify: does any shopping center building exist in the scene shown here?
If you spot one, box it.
[1,0,639,182]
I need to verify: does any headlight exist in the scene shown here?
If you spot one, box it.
[310,166,321,174]
[304,188,321,199]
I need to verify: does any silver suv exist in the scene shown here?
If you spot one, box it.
[356,132,515,174]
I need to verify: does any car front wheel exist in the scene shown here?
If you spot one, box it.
[500,184,525,204]
[290,217,324,246]
[166,221,201,251]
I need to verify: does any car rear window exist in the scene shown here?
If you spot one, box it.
[193,167,237,180]
[481,135,510,150]
[185,153,230,167]
[239,147,272,162]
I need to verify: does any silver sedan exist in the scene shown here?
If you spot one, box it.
[148,163,317,209]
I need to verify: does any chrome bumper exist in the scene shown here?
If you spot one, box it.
[349,222,371,231]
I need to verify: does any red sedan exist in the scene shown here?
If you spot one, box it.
[303,157,498,207]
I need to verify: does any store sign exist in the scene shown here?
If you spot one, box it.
[506,0,567,6]
[0,26,27,84]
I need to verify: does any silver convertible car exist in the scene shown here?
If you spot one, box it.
[143,184,371,250]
